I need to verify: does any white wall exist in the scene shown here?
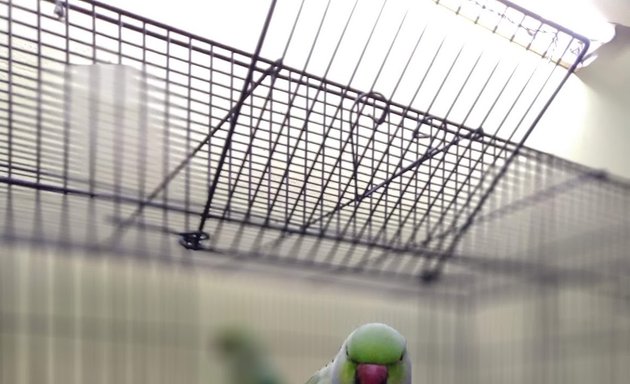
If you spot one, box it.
[474,287,630,384]
[530,24,630,179]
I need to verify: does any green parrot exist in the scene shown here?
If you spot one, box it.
[306,323,411,384]
[212,327,284,384]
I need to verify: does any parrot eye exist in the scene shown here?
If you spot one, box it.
[345,347,358,364]
[399,351,405,361]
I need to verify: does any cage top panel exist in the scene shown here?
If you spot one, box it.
[2,0,624,301]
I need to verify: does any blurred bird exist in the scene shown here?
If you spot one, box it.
[306,323,411,384]
[212,327,285,384]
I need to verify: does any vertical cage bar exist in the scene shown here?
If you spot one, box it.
[194,0,278,237]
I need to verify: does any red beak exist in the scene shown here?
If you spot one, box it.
[356,363,388,384]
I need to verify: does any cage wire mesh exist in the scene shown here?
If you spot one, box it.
[1,0,629,383]
[0,0,591,282]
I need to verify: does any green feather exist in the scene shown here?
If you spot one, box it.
[213,327,284,384]
[338,357,356,384]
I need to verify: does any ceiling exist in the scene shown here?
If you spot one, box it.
[530,0,630,179]
[593,0,630,26]
[576,0,630,87]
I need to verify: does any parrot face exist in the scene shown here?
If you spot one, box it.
[330,323,411,384]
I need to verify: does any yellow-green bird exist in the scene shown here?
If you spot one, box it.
[306,323,411,384]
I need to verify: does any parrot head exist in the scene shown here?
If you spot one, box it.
[332,323,410,384]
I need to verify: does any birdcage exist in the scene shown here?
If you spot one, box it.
[1,0,628,383]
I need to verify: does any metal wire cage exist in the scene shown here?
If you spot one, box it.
[0,0,595,291]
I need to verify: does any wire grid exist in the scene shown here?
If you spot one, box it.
[455,155,630,303]
[0,0,598,291]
